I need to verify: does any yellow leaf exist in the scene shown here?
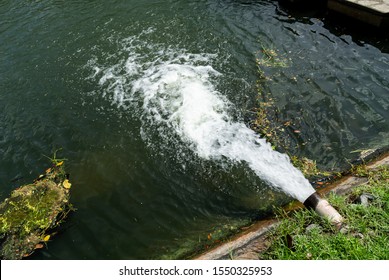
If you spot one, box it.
[63,179,71,189]
[43,235,50,242]
[56,161,64,166]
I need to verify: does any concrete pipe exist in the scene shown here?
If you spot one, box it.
[303,192,344,229]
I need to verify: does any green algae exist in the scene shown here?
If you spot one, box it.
[0,162,73,259]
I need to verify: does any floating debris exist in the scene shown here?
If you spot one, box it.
[0,162,73,259]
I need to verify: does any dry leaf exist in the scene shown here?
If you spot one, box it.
[63,179,71,189]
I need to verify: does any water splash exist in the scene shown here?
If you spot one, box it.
[87,31,316,203]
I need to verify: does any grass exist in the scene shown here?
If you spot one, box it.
[260,166,389,260]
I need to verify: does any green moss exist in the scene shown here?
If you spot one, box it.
[0,162,73,259]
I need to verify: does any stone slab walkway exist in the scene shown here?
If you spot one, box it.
[345,0,389,13]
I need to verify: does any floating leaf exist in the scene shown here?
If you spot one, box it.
[43,235,50,242]
[62,179,71,189]
[56,161,64,167]
[35,244,44,249]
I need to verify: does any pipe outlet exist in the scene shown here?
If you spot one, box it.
[303,192,344,228]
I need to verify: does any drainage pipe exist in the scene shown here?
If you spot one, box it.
[303,192,344,228]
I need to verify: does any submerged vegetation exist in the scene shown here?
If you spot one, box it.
[160,219,252,260]
[261,165,389,259]
[0,159,73,259]
[255,43,289,79]
[290,156,334,179]
[252,43,289,149]
[252,42,334,180]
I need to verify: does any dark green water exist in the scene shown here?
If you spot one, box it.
[1,0,388,259]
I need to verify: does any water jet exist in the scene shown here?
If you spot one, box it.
[91,34,344,228]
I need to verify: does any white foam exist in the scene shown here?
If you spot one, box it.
[88,33,316,202]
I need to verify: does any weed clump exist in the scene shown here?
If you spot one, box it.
[0,161,73,259]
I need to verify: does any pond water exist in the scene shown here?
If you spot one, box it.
[1,0,388,259]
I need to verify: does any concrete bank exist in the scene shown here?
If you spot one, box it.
[194,152,389,260]
[327,0,389,27]
[282,0,389,28]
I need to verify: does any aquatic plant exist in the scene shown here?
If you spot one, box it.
[255,42,289,80]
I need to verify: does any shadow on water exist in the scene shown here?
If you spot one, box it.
[277,0,389,53]
[323,15,389,54]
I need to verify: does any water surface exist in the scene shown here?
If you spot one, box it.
[1,0,388,259]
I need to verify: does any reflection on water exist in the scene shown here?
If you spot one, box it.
[0,0,388,259]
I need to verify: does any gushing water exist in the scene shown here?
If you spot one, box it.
[88,31,316,203]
